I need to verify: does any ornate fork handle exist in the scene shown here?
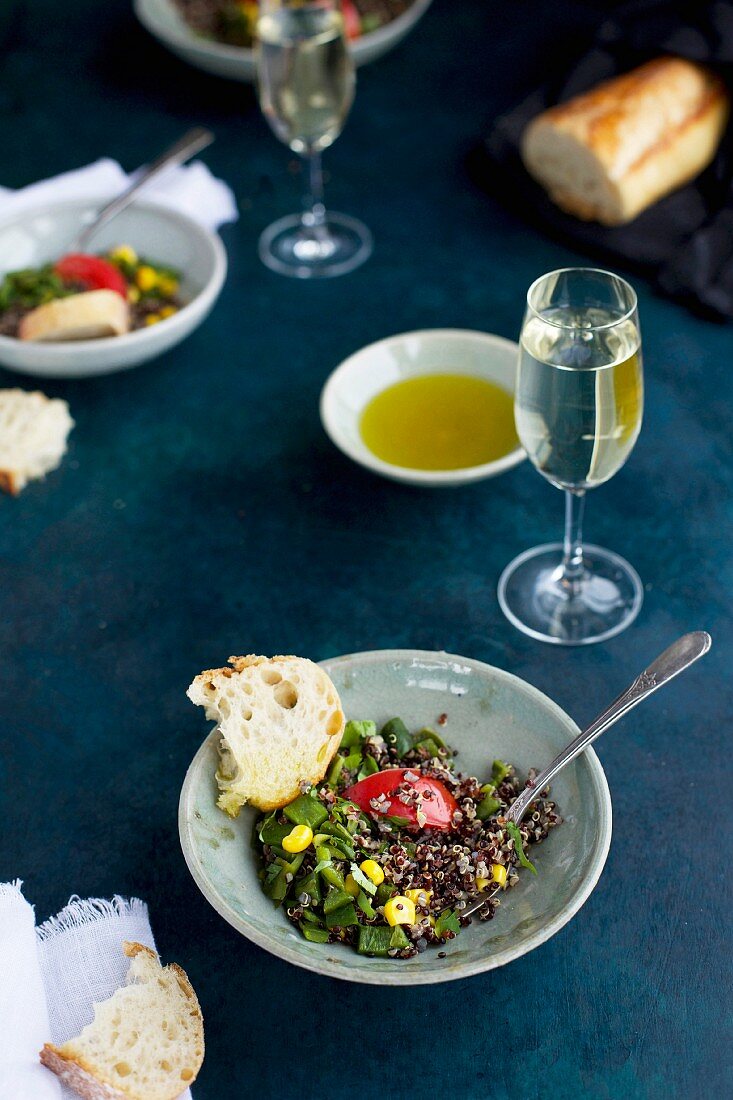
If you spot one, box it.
[507,631,712,826]
[456,632,711,920]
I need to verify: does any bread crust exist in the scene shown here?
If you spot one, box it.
[0,468,19,495]
[521,57,730,225]
[40,1046,129,1100]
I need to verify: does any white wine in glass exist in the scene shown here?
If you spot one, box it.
[499,268,644,645]
[256,0,372,278]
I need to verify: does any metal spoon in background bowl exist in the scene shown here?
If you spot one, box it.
[70,126,214,252]
[458,630,712,921]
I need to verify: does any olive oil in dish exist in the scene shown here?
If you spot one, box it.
[360,374,518,471]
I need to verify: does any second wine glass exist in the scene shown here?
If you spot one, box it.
[255,0,372,278]
[498,267,644,645]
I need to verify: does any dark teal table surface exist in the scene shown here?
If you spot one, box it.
[1,1,731,1097]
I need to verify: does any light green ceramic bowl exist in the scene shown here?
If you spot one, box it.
[179,650,612,984]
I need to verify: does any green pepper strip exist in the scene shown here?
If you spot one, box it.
[380,717,413,757]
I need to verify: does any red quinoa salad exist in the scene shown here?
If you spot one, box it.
[256,717,562,959]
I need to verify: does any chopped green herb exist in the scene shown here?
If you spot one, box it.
[506,821,537,874]
[349,862,377,896]
[340,719,376,748]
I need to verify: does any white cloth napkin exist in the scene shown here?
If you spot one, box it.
[0,157,238,231]
[0,882,193,1100]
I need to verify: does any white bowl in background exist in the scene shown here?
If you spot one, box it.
[0,199,227,379]
[319,328,525,487]
[134,0,433,82]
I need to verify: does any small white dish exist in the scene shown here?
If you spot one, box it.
[135,0,433,83]
[0,198,227,379]
[320,328,525,487]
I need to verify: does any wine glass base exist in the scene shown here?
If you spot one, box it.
[497,542,643,646]
[259,211,372,278]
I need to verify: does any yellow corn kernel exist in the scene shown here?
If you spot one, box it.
[239,0,259,30]
[127,286,140,304]
[359,859,384,886]
[159,305,177,319]
[157,275,179,297]
[344,874,360,898]
[383,895,416,927]
[144,313,161,326]
[110,244,138,265]
[492,863,508,887]
[281,825,313,853]
[475,877,491,893]
[405,888,432,906]
[136,265,157,292]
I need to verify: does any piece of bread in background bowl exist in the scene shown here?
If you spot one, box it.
[19,289,130,342]
[40,942,204,1100]
[521,57,730,226]
[187,654,345,815]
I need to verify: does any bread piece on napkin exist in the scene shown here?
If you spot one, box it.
[0,388,74,495]
[40,941,204,1100]
[19,289,130,342]
[187,654,345,815]
[521,57,730,225]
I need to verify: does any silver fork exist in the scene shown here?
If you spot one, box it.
[455,631,712,921]
[69,127,214,253]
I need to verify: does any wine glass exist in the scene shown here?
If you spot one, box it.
[498,267,644,645]
[255,0,372,278]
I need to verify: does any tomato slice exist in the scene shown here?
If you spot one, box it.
[341,0,361,40]
[54,254,127,298]
[344,768,459,831]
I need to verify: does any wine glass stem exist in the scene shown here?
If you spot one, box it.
[561,488,586,592]
[303,150,326,230]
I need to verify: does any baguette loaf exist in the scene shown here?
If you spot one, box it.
[0,388,74,495]
[19,289,130,341]
[40,942,204,1100]
[187,654,345,814]
[521,57,730,225]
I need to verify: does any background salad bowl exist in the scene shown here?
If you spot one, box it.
[179,649,612,985]
[135,0,434,82]
[0,198,226,379]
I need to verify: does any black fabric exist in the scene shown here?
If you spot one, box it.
[472,0,733,320]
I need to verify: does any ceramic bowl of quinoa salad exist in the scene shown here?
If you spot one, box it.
[179,650,612,985]
[135,0,433,83]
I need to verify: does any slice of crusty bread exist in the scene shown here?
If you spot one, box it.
[521,57,730,225]
[187,654,345,814]
[0,388,74,495]
[40,942,204,1100]
[19,289,130,341]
